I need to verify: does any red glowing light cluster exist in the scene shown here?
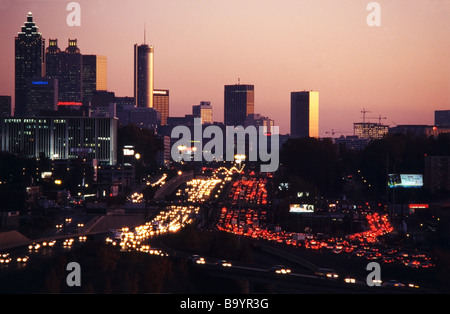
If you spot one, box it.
[228,178,268,206]
[347,213,393,243]
[215,205,433,269]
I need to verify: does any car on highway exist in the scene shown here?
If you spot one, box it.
[28,243,40,251]
[0,253,11,264]
[16,255,29,263]
[218,260,232,267]
[343,276,356,284]
[63,238,74,247]
[269,265,291,275]
[314,268,339,279]
[383,280,405,288]
[42,240,56,247]
[190,255,206,265]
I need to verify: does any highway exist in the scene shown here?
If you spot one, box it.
[0,170,439,293]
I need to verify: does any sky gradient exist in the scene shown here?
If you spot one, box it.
[0,0,449,135]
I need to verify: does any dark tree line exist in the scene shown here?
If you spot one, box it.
[277,133,450,201]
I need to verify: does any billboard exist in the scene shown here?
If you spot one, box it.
[290,204,314,213]
[408,204,429,214]
[388,174,423,188]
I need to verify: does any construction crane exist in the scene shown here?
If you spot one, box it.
[361,108,371,124]
[360,109,387,125]
[366,115,387,125]
[325,129,351,137]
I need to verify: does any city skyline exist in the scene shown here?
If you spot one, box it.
[0,0,449,135]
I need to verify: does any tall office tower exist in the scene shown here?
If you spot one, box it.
[26,77,58,115]
[435,110,450,127]
[15,12,46,116]
[224,84,254,126]
[45,39,83,104]
[82,55,107,106]
[290,91,319,138]
[61,39,83,103]
[45,39,61,79]
[193,101,213,124]
[0,96,12,117]
[153,89,169,125]
[134,43,154,108]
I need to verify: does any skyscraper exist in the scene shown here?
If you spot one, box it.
[224,84,254,126]
[153,89,169,125]
[61,39,83,103]
[134,43,154,108]
[193,101,213,124]
[45,39,61,80]
[15,12,46,116]
[45,39,83,104]
[82,54,107,106]
[290,91,319,138]
[26,77,58,115]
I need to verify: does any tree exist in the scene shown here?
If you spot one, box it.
[279,137,342,197]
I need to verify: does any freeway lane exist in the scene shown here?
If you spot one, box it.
[188,256,419,294]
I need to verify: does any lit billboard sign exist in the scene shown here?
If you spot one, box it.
[408,204,429,209]
[289,204,314,213]
[58,101,82,106]
[32,80,49,85]
[388,174,423,188]
[123,146,135,156]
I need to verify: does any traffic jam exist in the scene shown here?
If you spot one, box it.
[215,176,435,270]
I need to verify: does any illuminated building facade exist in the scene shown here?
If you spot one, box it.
[153,89,169,125]
[82,54,107,106]
[224,84,254,126]
[193,101,213,124]
[0,116,117,165]
[15,12,46,116]
[353,122,388,140]
[134,44,154,108]
[290,91,319,138]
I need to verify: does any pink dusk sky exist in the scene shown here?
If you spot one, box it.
[0,0,449,136]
